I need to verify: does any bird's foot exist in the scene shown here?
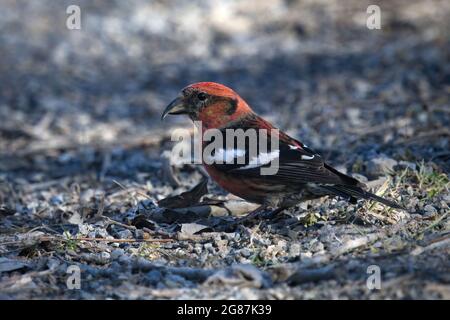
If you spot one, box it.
[216,206,284,232]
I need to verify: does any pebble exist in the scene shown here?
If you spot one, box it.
[46,258,60,271]
[442,194,450,203]
[117,229,133,239]
[289,243,301,257]
[146,270,163,285]
[96,228,109,238]
[100,252,111,261]
[366,155,398,177]
[78,224,92,236]
[397,161,417,171]
[204,242,215,253]
[134,229,145,239]
[423,204,437,216]
[309,239,324,253]
[240,248,251,258]
[215,239,229,254]
[80,189,96,203]
[194,244,203,255]
[50,194,64,205]
[110,249,124,260]
[118,254,132,265]
[164,274,188,288]
[351,173,368,183]
[300,251,312,260]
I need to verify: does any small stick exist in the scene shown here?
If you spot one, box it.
[411,236,450,256]
[38,236,174,243]
[0,237,174,246]
[104,217,136,230]
[419,211,449,234]
[112,180,151,200]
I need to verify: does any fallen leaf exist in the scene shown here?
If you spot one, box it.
[158,178,208,209]
[132,214,156,229]
[0,258,28,273]
[0,206,15,218]
[180,223,211,236]
[203,264,272,288]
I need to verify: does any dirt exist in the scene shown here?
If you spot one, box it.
[0,0,449,299]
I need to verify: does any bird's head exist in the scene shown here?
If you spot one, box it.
[162,82,253,129]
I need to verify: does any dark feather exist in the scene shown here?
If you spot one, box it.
[322,185,406,210]
[205,113,405,210]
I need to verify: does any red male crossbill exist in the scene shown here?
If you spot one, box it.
[162,82,404,219]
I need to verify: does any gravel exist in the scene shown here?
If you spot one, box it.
[0,0,449,300]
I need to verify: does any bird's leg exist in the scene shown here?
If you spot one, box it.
[238,206,287,224]
[216,205,266,232]
[259,207,285,220]
[217,206,285,232]
[235,205,268,224]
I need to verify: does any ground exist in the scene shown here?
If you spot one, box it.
[0,0,449,299]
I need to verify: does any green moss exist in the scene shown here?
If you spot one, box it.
[250,251,269,267]
[415,162,449,199]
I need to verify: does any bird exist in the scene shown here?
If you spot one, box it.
[162,82,405,224]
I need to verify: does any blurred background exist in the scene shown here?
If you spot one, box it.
[0,0,449,300]
[1,0,449,178]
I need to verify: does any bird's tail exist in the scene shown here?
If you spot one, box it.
[323,185,406,211]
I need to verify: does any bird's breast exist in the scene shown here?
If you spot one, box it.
[203,164,294,205]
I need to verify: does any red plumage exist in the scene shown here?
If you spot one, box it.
[162,82,405,215]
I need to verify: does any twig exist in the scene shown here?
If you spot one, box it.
[2,131,172,157]
[332,232,383,257]
[96,193,105,217]
[112,180,151,200]
[103,217,136,230]
[161,152,181,187]
[419,211,449,235]
[24,177,70,192]
[0,236,174,246]
[38,236,174,243]
[394,128,450,146]
[345,118,410,137]
[411,235,450,256]
[367,210,397,225]
[287,264,337,285]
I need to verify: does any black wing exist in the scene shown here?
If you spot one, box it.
[204,123,356,186]
[226,139,355,185]
[204,119,405,210]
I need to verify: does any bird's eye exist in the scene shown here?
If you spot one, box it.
[197,92,207,101]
